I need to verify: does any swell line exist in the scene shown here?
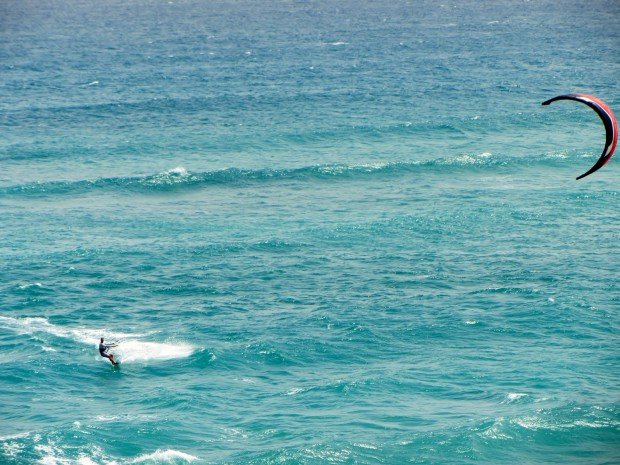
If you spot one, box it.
[0,151,591,197]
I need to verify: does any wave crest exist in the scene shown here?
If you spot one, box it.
[1,151,597,197]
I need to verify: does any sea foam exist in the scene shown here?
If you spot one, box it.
[116,340,195,362]
[131,449,198,463]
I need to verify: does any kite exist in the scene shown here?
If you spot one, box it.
[542,93,617,180]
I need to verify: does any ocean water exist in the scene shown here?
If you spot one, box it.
[1,0,619,463]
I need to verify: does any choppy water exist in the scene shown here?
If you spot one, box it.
[1,1,618,464]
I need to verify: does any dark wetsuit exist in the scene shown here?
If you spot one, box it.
[99,343,110,357]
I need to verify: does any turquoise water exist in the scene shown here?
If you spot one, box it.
[1,1,619,464]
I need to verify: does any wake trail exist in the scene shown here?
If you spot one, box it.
[0,316,195,363]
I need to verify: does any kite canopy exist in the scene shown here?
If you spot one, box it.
[542,93,617,180]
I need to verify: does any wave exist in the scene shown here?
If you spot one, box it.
[0,402,616,464]
[0,316,195,364]
[0,421,200,462]
[131,449,198,463]
[477,404,620,441]
[0,432,198,465]
[0,151,594,198]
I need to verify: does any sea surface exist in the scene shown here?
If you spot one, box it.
[1,1,618,464]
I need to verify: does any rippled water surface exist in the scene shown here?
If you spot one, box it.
[1,1,618,464]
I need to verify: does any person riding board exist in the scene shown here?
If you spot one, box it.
[99,337,118,365]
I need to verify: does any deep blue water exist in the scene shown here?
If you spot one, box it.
[1,1,619,464]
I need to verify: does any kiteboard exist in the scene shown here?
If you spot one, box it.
[108,340,121,367]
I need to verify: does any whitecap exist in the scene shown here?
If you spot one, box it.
[0,431,31,441]
[18,282,43,290]
[221,427,248,439]
[503,392,527,403]
[544,150,568,159]
[479,418,512,440]
[354,443,378,450]
[165,166,188,176]
[95,415,120,422]
[77,456,98,465]
[0,316,145,345]
[130,449,198,463]
[35,443,69,465]
[514,416,549,430]
[141,166,191,187]
[2,440,25,457]
[446,152,494,165]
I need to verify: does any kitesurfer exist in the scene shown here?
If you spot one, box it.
[99,337,118,365]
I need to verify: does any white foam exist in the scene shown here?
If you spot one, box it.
[545,150,568,159]
[130,449,198,463]
[32,441,198,465]
[36,443,72,465]
[0,316,143,346]
[76,457,98,465]
[0,431,31,441]
[116,340,194,362]
[503,392,527,403]
[515,415,618,431]
[165,166,188,176]
[354,443,378,450]
[24,436,197,464]
[448,152,494,165]
[95,415,119,422]
[142,166,191,187]
[479,418,512,440]
[515,416,553,430]
[2,440,25,457]
[18,282,43,290]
